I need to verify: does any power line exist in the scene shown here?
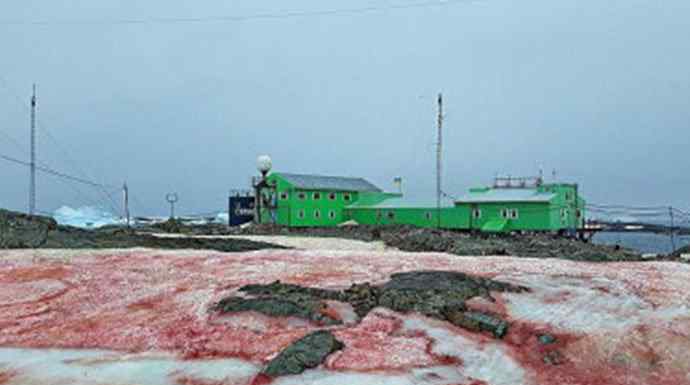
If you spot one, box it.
[0,0,475,27]
[0,153,117,189]
[0,75,122,214]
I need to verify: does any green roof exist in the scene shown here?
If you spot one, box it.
[275,172,382,192]
[347,196,452,209]
[456,188,556,204]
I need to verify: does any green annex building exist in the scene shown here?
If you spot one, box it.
[258,173,585,234]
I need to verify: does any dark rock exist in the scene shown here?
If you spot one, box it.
[240,281,343,302]
[262,331,344,377]
[214,297,341,326]
[40,225,286,252]
[0,209,57,248]
[538,334,557,345]
[342,283,381,318]
[217,270,524,339]
[442,309,510,339]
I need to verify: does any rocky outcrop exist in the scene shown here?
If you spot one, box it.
[262,331,344,377]
[217,270,527,378]
[236,224,645,262]
[0,209,57,248]
[0,209,284,252]
[215,297,341,326]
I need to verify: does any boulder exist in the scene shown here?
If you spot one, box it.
[0,209,57,248]
[214,297,341,326]
[262,331,344,377]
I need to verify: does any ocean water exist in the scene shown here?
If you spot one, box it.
[592,232,690,255]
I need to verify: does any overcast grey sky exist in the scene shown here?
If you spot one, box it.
[1,0,688,216]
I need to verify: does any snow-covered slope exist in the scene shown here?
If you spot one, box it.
[0,249,688,385]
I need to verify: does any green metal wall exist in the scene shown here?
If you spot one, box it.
[346,207,466,229]
[261,174,394,227]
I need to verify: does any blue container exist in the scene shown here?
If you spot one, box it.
[229,196,254,226]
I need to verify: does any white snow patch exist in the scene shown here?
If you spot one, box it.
[402,318,528,385]
[273,366,469,385]
[502,274,690,333]
[0,348,258,385]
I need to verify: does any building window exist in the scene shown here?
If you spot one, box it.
[387,211,396,220]
[425,212,433,221]
[510,209,519,219]
[343,193,352,202]
[298,192,307,200]
[561,209,569,219]
[472,209,482,219]
[313,192,321,200]
[329,210,336,220]
[298,210,305,219]
[279,192,289,201]
[565,192,572,201]
[328,192,337,201]
[501,209,509,219]
[314,209,321,219]
[376,210,383,220]
[576,209,582,219]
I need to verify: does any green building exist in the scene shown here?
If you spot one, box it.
[451,181,585,233]
[259,172,396,227]
[257,173,585,234]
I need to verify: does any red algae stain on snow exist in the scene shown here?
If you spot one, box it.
[0,369,17,385]
[1,250,690,385]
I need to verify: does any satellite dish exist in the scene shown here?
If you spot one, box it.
[257,155,272,174]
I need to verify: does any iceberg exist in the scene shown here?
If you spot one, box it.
[53,206,124,228]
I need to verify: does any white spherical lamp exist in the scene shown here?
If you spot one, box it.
[257,155,272,175]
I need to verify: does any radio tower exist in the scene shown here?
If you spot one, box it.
[29,84,36,215]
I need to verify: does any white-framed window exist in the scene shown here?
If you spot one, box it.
[472,208,482,219]
[298,192,307,200]
[314,209,321,219]
[279,192,289,201]
[329,210,336,220]
[328,192,337,201]
[387,211,396,220]
[561,208,569,220]
[313,192,321,200]
[510,209,519,219]
[425,212,433,221]
[343,193,352,202]
[297,209,305,219]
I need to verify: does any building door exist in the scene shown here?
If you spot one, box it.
[469,204,477,231]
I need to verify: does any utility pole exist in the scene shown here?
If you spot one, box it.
[123,182,130,228]
[436,92,443,229]
[29,84,36,215]
[670,207,676,252]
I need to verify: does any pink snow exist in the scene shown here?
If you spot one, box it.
[0,248,688,385]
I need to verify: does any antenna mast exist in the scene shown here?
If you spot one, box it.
[123,182,130,228]
[436,92,443,228]
[29,84,36,215]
